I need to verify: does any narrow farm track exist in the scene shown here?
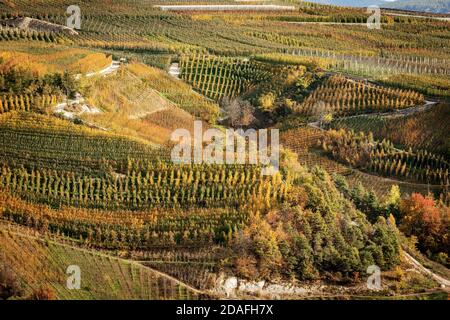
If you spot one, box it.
[308,72,438,131]
[348,170,445,190]
[306,98,445,190]
[156,4,296,11]
[297,73,450,287]
[303,71,439,131]
[309,100,438,130]
[86,60,120,77]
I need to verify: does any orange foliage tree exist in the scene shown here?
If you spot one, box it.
[400,193,449,263]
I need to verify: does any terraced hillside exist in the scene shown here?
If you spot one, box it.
[331,103,450,157]
[0,112,165,173]
[0,112,286,210]
[180,55,272,100]
[296,75,425,116]
[0,227,203,299]
[0,0,449,302]
[319,129,449,186]
[0,42,112,75]
[280,126,447,198]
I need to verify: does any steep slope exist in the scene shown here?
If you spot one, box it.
[82,62,219,145]
[0,227,204,299]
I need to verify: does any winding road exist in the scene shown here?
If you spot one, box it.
[86,60,121,77]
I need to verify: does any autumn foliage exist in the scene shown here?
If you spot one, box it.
[400,193,450,265]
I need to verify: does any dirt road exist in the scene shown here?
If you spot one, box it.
[403,252,450,288]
